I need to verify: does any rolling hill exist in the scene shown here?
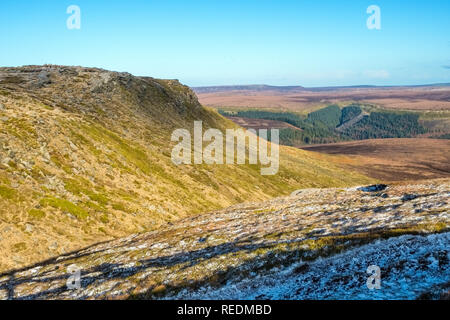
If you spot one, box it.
[0,65,373,272]
[1,179,448,300]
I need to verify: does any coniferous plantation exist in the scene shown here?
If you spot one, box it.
[220,105,429,146]
[343,112,427,140]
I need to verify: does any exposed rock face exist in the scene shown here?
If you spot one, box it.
[0,180,448,300]
[0,65,203,119]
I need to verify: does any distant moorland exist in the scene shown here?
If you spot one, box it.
[194,84,450,111]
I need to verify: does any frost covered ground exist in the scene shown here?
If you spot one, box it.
[0,179,448,300]
[170,233,449,300]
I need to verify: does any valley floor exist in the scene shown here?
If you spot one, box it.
[301,138,450,182]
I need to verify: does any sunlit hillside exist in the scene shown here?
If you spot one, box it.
[0,65,373,271]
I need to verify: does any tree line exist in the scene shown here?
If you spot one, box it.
[219,105,428,146]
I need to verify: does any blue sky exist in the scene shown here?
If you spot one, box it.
[1,0,449,86]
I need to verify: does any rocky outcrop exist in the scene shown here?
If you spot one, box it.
[0,65,204,121]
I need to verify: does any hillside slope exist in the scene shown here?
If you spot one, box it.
[0,65,373,272]
[0,179,448,300]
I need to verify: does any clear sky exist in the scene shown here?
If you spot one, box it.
[1,0,449,86]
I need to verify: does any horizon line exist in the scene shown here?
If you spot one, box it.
[2,64,449,90]
[191,82,450,89]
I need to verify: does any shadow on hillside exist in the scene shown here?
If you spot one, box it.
[0,239,114,300]
[3,224,439,300]
[0,238,289,300]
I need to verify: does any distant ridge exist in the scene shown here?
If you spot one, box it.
[193,83,450,94]
[193,84,305,93]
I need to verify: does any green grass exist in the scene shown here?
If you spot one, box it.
[0,177,9,187]
[28,209,46,219]
[0,185,17,199]
[64,178,110,206]
[112,202,127,211]
[39,197,89,219]
[4,118,39,148]
[50,153,72,174]
[80,123,155,175]
[100,215,109,223]
[13,242,27,252]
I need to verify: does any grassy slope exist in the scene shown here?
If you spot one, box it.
[0,66,373,271]
[1,179,448,300]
